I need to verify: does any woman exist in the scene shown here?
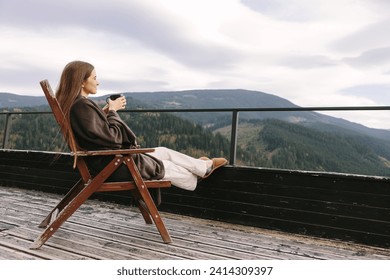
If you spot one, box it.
[56,60,227,191]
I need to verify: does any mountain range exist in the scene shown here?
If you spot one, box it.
[1,89,389,140]
[120,89,390,140]
[2,89,390,176]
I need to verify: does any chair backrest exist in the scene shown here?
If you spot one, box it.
[40,79,78,154]
[40,79,90,175]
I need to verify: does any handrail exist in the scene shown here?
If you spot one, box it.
[1,106,390,165]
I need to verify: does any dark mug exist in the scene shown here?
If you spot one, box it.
[106,94,123,103]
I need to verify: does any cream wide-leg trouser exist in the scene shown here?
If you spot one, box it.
[148,147,209,191]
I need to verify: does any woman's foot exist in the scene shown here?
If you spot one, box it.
[202,157,228,179]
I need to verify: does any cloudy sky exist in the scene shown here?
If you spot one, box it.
[1,0,390,128]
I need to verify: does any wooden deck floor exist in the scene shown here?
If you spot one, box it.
[1,186,389,260]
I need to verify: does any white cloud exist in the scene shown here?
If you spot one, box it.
[1,0,390,128]
[343,47,390,68]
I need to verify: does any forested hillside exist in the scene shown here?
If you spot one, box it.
[2,96,390,177]
[216,119,390,176]
[0,106,231,160]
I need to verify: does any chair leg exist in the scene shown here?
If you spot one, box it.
[38,178,85,228]
[124,156,172,243]
[131,188,162,224]
[31,157,121,249]
[131,189,153,224]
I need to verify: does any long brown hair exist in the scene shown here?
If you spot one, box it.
[56,60,94,117]
[56,61,94,155]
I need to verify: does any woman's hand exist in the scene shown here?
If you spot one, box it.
[107,96,127,112]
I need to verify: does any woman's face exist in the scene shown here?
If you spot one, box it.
[81,69,99,95]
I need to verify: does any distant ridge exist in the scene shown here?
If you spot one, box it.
[1,89,292,109]
[2,89,390,141]
[2,90,390,176]
[121,89,390,141]
[0,92,46,108]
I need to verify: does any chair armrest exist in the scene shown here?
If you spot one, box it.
[73,148,155,157]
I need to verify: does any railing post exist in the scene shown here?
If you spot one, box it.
[230,110,239,165]
[2,113,12,149]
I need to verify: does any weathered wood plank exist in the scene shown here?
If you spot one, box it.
[3,193,350,260]
[1,150,390,248]
[0,234,92,260]
[1,185,390,260]
[0,234,41,260]
[7,200,264,260]
[6,227,145,260]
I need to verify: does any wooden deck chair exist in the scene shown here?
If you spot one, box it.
[31,80,172,249]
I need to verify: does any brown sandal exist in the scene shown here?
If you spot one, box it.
[202,158,228,179]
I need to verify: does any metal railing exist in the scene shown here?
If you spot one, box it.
[1,106,390,165]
